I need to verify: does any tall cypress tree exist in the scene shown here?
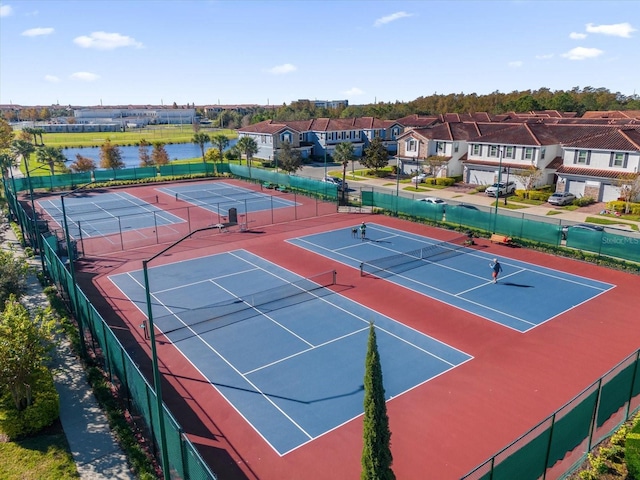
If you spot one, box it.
[361,322,395,480]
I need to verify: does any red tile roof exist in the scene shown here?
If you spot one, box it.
[555,165,640,179]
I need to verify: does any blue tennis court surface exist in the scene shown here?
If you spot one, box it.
[287,223,615,332]
[109,250,471,455]
[38,192,183,238]
[156,181,297,214]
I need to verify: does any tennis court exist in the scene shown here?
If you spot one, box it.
[109,249,471,455]
[287,223,615,332]
[38,191,184,238]
[156,181,297,215]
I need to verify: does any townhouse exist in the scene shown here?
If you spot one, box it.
[239,110,640,201]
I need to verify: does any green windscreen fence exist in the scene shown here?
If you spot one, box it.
[600,232,640,263]
[94,167,157,182]
[597,362,636,427]
[38,237,217,479]
[546,388,598,467]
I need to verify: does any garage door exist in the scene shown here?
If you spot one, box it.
[467,168,496,185]
[567,180,586,197]
[602,184,620,202]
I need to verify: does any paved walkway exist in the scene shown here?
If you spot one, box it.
[0,218,134,479]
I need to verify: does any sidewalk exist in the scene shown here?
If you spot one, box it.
[0,219,134,479]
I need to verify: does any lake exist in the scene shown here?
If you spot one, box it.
[61,140,237,169]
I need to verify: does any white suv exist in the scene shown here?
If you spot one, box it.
[322,177,348,190]
[485,181,516,197]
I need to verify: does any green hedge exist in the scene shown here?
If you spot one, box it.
[0,366,59,440]
[626,432,640,479]
[515,189,552,201]
[606,200,640,215]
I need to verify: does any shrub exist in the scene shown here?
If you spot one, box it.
[0,366,59,440]
[425,178,436,185]
[435,177,455,186]
[528,191,552,202]
[626,432,640,479]
[575,196,596,207]
[607,200,640,215]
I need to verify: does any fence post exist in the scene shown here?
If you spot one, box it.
[587,378,604,452]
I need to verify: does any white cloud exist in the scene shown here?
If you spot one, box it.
[343,87,364,96]
[22,27,54,37]
[535,53,554,60]
[569,32,587,40]
[508,61,523,68]
[561,47,604,60]
[44,75,60,83]
[586,22,636,38]
[74,31,143,50]
[374,11,412,27]
[266,63,297,75]
[0,4,12,17]
[70,72,100,82]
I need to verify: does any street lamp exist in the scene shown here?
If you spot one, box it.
[493,146,504,233]
[503,166,511,206]
[142,224,221,480]
[324,143,328,179]
[395,157,401,215]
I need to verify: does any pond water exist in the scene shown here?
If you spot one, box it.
[61,139,237,169]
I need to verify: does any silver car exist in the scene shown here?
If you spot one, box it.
[548,192,576,206]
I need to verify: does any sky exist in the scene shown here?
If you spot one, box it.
[0,0,639,107]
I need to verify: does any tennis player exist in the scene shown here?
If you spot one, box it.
[360,222,367,240]
[490,258,503,283]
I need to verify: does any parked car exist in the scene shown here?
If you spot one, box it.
[322,176,348,190]
[411,173,427,184]
[417,197,446,205]
[548,192,576,206]
[485,181,516,197]
[561,223,604,240]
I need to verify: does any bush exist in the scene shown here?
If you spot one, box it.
[626,433,640,479]
[435,177,455,186]
[607,200,640,215]
[0,366,59,440]
[529,191,552,202]
[575,196,596,207]
[425,178,436,185]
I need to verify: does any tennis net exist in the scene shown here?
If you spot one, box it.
[156,269,337,340]
[360,235,469,278]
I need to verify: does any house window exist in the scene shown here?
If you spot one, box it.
[541,147,546,160]
[504,146,515,159]
[612,152,625,167]
[436,142,445,154]
[453,142,459,153]
[576,150,588,164]
[282,132,292,143]
[523,147,534,160]
[406,139,417,152]
[489,145,499,157]
[472,144,481,155]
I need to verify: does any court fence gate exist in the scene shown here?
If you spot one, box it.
[5,164,640,264]
[461,349,640,480]
[3,183,218,479]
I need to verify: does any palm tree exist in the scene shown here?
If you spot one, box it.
[36,145,68,176]
[237,136,258,175]
[211,134,230,174]
[11,139,35,172]
[192,132,210,163]
[334,142,355,204]
[0,152,16,179]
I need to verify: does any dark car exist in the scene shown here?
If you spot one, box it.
[561,223,604,240]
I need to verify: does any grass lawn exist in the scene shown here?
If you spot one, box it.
[585,216,639,231]
[36,127,237,148]
[0,422,78,479]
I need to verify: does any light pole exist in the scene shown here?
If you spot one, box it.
[493,146,504,233]
[142,224,221,480]
[395,157,401,215]
[503,166,511,205]
[324,142,328,179]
